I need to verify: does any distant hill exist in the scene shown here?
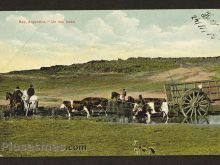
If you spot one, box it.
[8,56,220,74]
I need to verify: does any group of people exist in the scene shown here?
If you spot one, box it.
[13,84,35,103]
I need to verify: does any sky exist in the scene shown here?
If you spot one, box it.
[0,10,220,73]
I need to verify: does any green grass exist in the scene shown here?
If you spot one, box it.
[0,71,166,104]
[205,64,220,80]
[1,57,220,104]
[1,59,220,156]
[0,117,219,156]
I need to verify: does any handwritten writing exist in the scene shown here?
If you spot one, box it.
[191,11,220,40]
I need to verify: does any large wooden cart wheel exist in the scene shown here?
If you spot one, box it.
[181,89,210,118]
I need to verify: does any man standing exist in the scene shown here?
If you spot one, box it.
[27,84,35,101]
[121,88,127,101]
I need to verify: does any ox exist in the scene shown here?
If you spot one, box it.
[81,97,108,114]
[143,98,166,112]
[60,100,91,118]
[127,96,136,103]
[133,98,169,124]
[111,92,121,100]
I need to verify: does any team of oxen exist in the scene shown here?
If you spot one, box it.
[4,90,169,121]
[59,91,169,121]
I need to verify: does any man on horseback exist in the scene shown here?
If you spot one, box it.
[13,86,23,103]
[27,84,35,101]
[138,95,146,107]
[10,86,24,115]
[22,84,38,116]
[26,84,35,108]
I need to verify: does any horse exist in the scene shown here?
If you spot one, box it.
[5,92,14,117]
[6,92,14,109]
[5,92,24,116]
[22,90,38,116]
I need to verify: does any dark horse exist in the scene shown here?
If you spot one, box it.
[6,92,25,116]
[111,92,120,100]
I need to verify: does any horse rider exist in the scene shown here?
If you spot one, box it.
[138,94,146,108]
[27,84,35,102]
[121,88,127,101]
[13,86,23,103]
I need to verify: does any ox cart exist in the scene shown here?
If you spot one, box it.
[164,80,220,117]
[106,100,133,116]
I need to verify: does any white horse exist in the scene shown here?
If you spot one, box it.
[133,101,169,124]
[22,90,38,116]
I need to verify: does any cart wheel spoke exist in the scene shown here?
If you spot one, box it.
[196,91,200,98]
[199,103,208,107]
[190,108,194,118]
[199,101,209,105]
[199,100,210,106]
[183,105,192,110]
[199,106,208,115]
[189,94,193,100]
[197,109,202,116]
[197,95,205,102]
[184,97,191,102]
[199,108,207,113]
[186,107,193,115]
[194,108,197,118]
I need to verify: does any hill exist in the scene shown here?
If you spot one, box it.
[7,56,220,75]
[1,56,220,106]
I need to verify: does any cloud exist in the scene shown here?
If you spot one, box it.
[85,17,117,43]
[31,11,65,21]
[5,14,36,31]
[0,10,220,72]
[106,11,139,34]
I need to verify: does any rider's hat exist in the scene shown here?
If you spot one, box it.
[16,86,20,89]
[30,84,33,87]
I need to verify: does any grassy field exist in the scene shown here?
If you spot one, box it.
[0,117,219,156]
[0,58,220,156]
[1,57,220,106]
[0,71,167,106]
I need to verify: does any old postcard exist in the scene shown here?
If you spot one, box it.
[0,10,220,156]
